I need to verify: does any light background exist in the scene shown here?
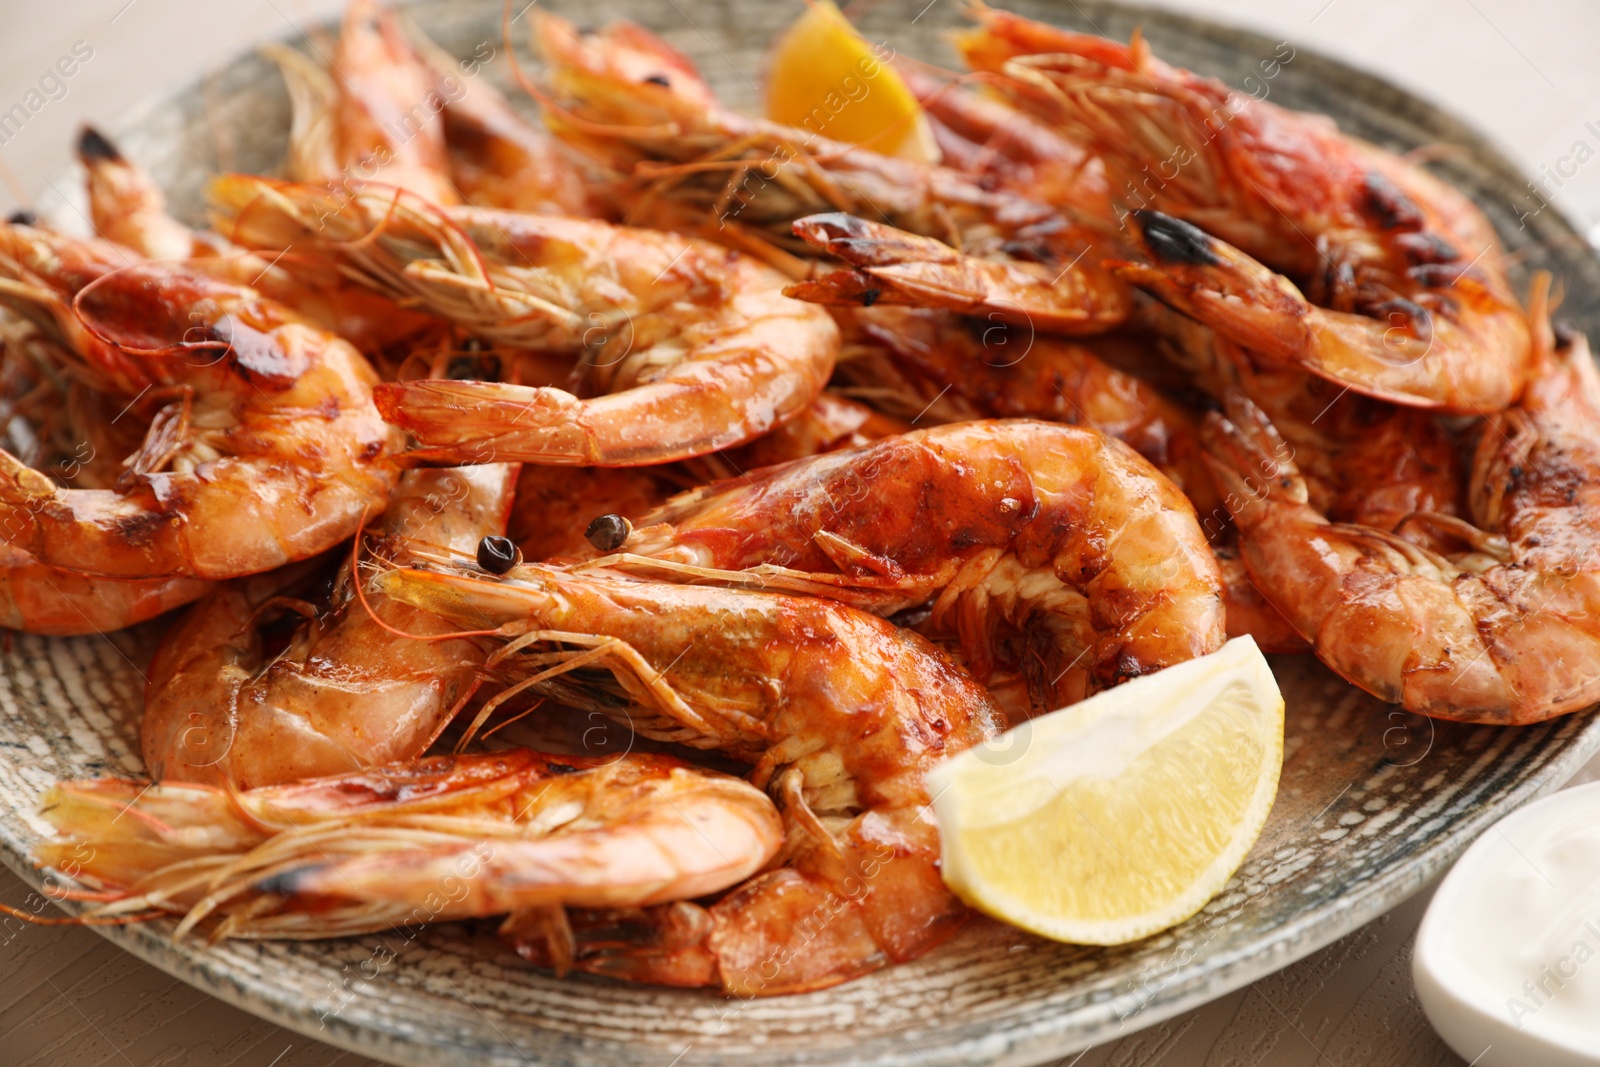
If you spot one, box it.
[0,1,1597,1064]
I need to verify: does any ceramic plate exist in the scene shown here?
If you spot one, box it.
[8,2,1600,1065]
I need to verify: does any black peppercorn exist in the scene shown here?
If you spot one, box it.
[476,535,521,574]
[585,513,632,552]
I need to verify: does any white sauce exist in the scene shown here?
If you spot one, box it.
[1415,781,1600,1065]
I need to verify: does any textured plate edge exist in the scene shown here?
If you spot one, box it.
[7,2,1600,1065]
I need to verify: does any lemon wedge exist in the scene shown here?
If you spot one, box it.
[766,0,939,163]
[929,636,1284,945]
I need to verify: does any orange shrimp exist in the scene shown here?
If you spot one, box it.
[509,393,903,561]
[141,463,517,789]
[375,562,1002,994]
[398,18,604,217]
[75,126,441,356]
[833,305,1216,510]
[1202,305,1600,723]
[279,0,459,203]
[532,14,1131,333]
[586,419,1225,713]
[1119,209,1526,414]
[0,224,399,580]
[959,12,1530,411]
[210,175,838,466]
[36,749,781,939]
[0,318,212,632]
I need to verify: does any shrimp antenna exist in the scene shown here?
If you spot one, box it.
[0,902,164,927]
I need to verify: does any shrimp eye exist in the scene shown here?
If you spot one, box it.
[585,513,633,552]
[476,535,521,575]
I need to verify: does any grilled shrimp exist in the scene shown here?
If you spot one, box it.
[76,127,440,356]
[376,563,1002,994]
[0,320,212,632]
[836,305,1216,509]
[268,0,457,203]
[142,463,517,789]
[533,15,1130,333]
[397,21,602,216]
[509,393,901,561]
[1139,297,1464,539]
[211,175,838,466]
[1203,307,1600,723]
[589,419,1225,713]
[36,749,781,939]
[0,224,399,579]
[961,13,1529,411]
[77,127,230,261]
[1120,210,1524,414]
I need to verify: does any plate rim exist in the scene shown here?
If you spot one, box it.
[10,1,1600,1064]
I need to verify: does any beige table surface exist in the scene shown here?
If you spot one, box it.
[3,0,1600,1064]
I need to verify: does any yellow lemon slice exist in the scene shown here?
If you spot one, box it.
[765,0,939,163]
[929,636,1284,945]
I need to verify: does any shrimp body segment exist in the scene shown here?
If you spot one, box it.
[210,176,838,466]
[961,12,1531,412]
[377,563,1003,994]
[604,419,1226,712]
[142,463,518,789]
[37,749,782,939]
[1203,319,1600,723]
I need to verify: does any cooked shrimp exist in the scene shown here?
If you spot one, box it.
[0,226,399,579]
[961,13,1530,410]
[76,126,440,356]
[394,20,602,217]
[0,544,209,635]
[142,463,517,789]
[77,127,230,261]
[534,15,1130,333]
[273,0,457,203]
[1130,293,1465,540]
[897,61,1110,220]
[1119,210,1525,413]
[35,749,781,939]
[210,175,838,466]
[836,305,1216,509]
[1202,304,1600,723]
[783,211,1123,332]
[587,419,1225,713]
[0,320,212,632]
[375,562,1002,994]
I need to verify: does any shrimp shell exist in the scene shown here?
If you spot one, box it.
[35,749,781,939]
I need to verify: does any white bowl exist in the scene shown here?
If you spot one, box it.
[1415,781,1600,1067]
